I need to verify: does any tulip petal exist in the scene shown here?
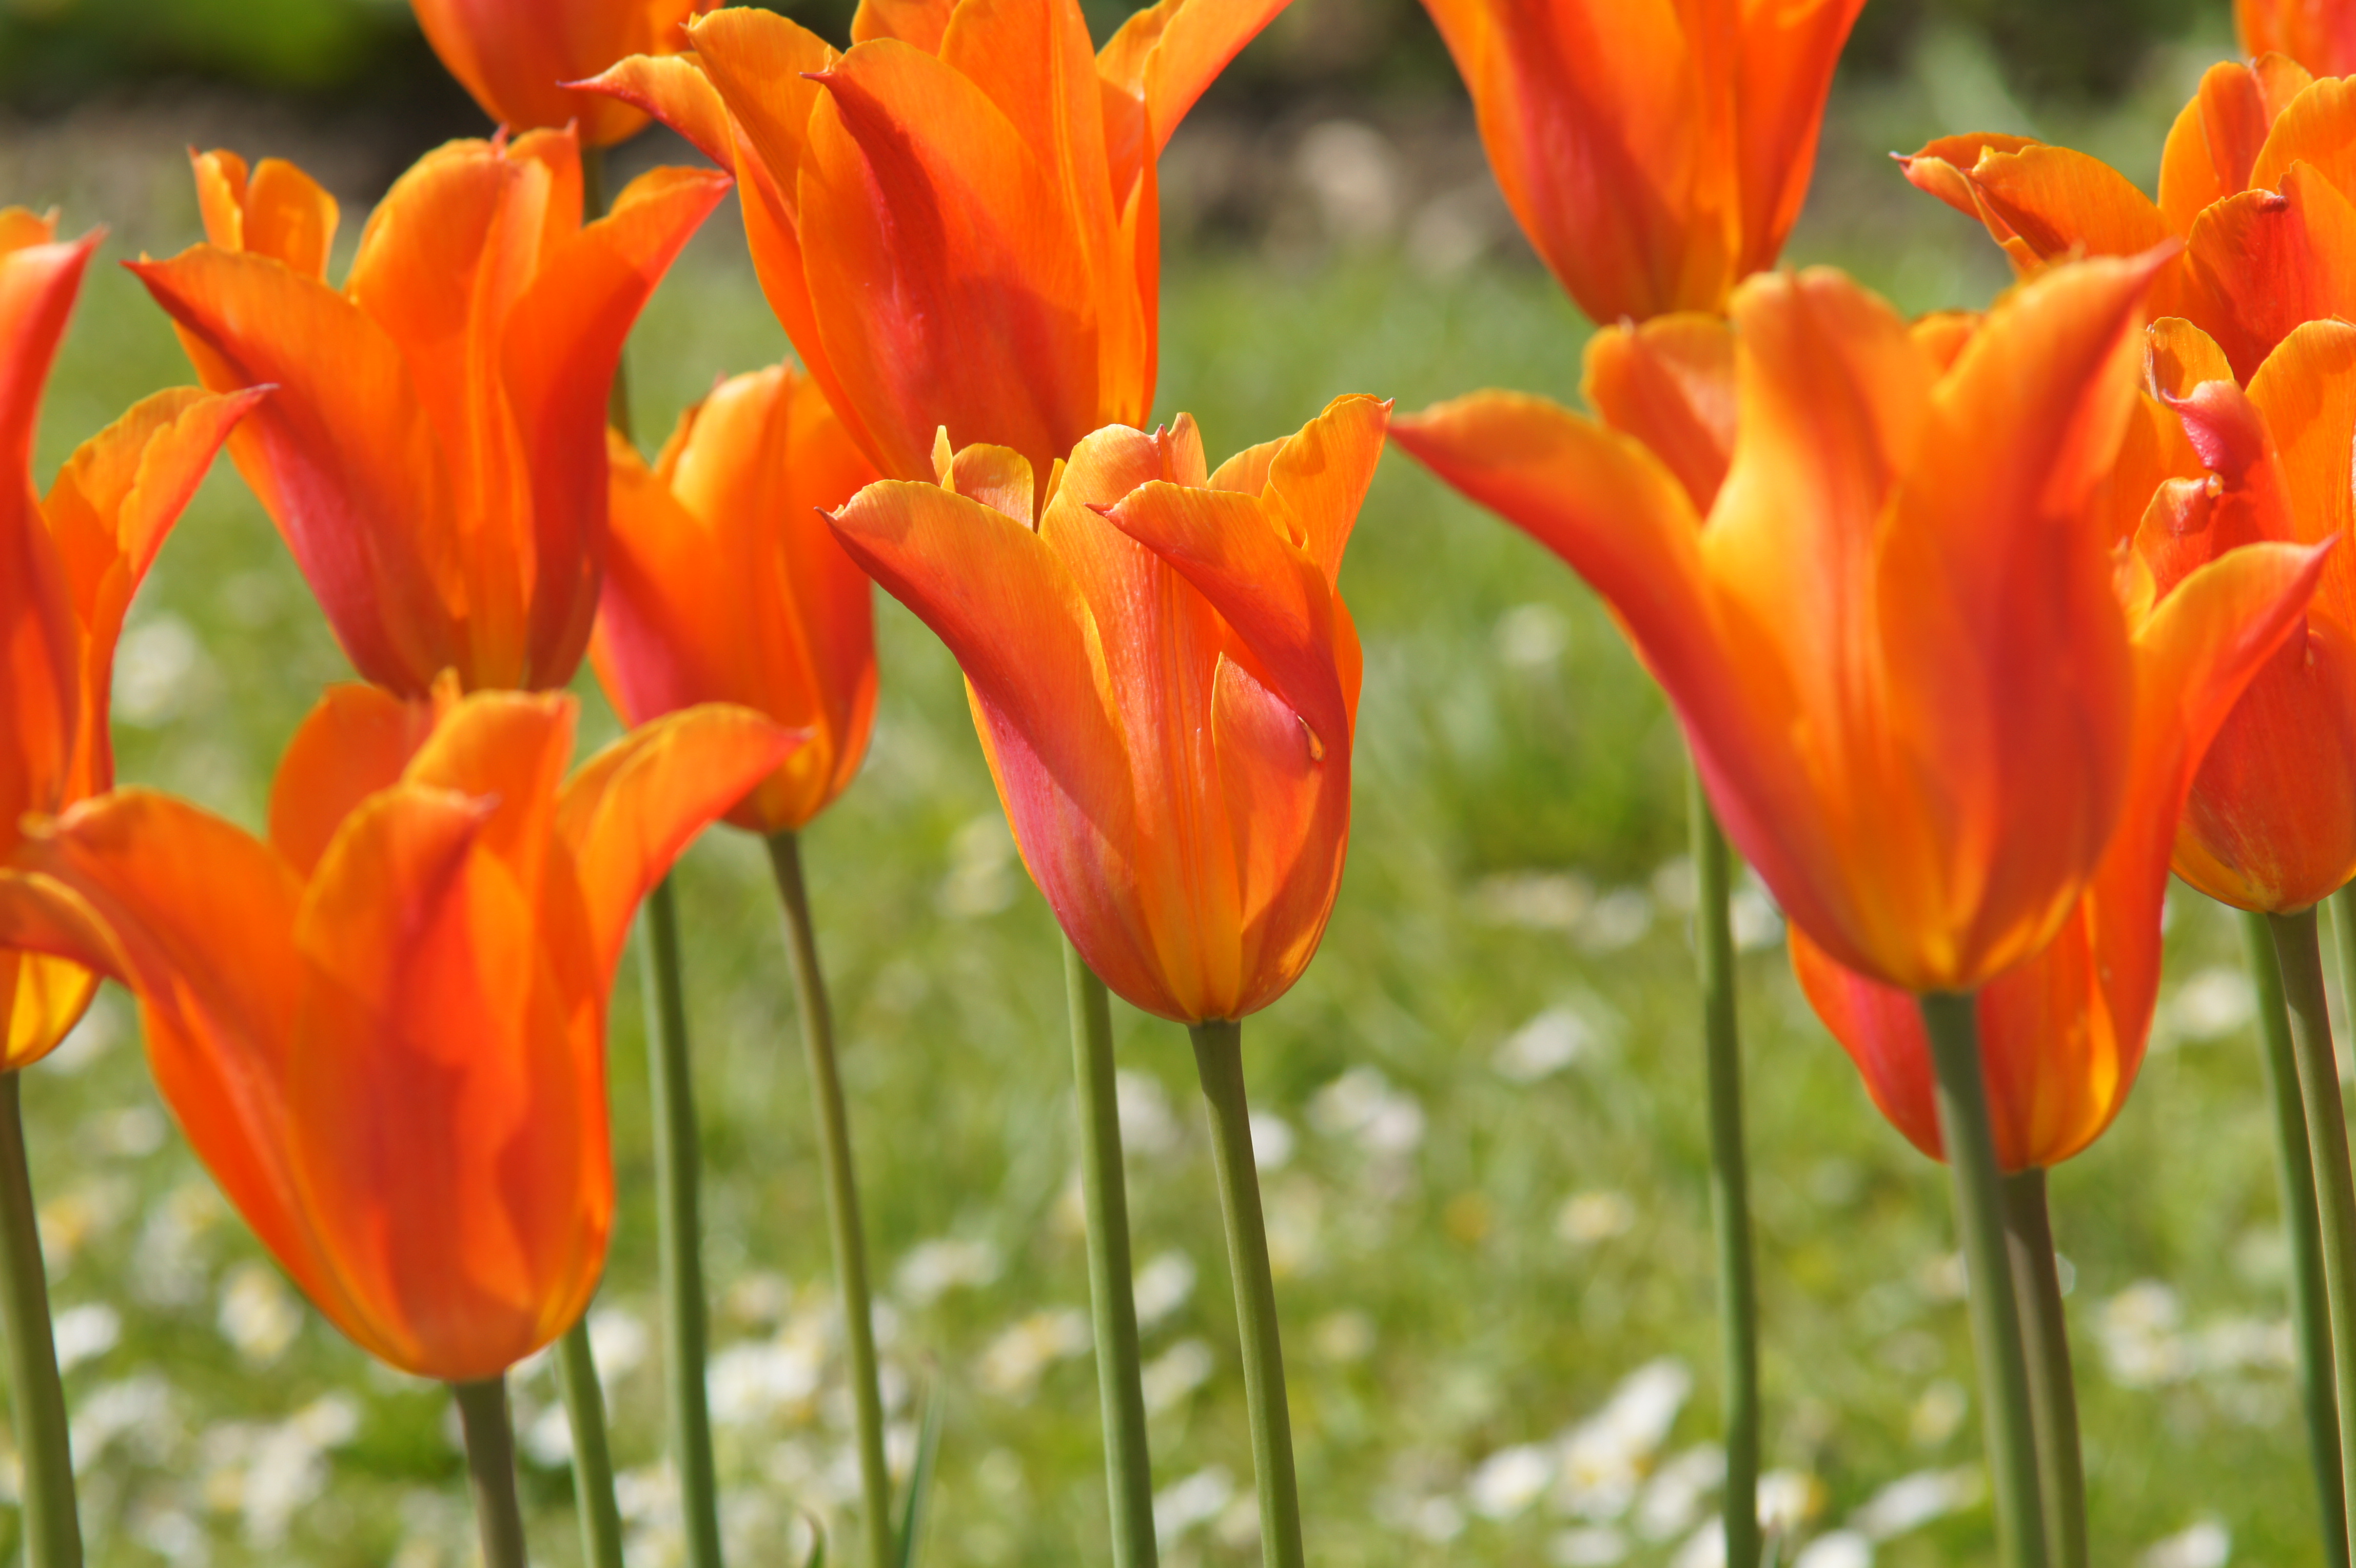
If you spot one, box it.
[1732,0,1867,277]
[1098,473,1349,761]
[1871,251,2158,979]
[2252,74,2356,199]
[267,684,440,879]
[1,228,94,857]
[1962,144,2174,264]
[801,40,1106,477]
[577,52,739,171]
[2160,62,2274,235]
[502,164,731,688]
[129,246,461,691]
[556,704,799,985]
[1042,426,1246,1013]
[409,0,699,146]
[290,780,583,1379]
[1210,648,1346,1018]
[2180,171,2356,382]
[1897,133,2039,230]
[1097,0,1290,195]
[686,8,837,203]
[852,0,958,50]
[830,476,1161,991]
[1258,392,1390,589]
[40,385,262,797]
[191,150,340,279]
[3,792,349,1335]
[1581,313,1737,514]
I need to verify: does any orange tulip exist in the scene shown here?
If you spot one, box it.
[130,132,729,696]
[1896,52,2356,383]
[827,395,1387,1022]
[1392,252,2288,996]
[582,0,1289,483]
[2122,317,2356,914]
[1418,0,1863,324]
[410,0,708,147]
[0,682,793,1380]
[2240,0,2356,80]
[1,210,258,1070]
[592,363,880,833]
[1793,530,2329,1170]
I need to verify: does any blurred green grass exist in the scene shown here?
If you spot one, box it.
[7,47,2339,1567]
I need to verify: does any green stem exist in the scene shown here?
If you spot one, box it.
[2240,908,2349,1565]
[2000,1168,2086,1568]
[580,143,635,443]
[767,831,893,1568]
[2270,906,2356,1565]
[2331,887,2356,1042]
[641,876,724,1568]
[454,1377,531,1568]
[1686,772,1759,1567]
[0,1071,77,1567]
[1917,992,2047,1568]
[1066,943,1160,1566]
[554,1318,625,1568]
[1189,1020,1305,1568]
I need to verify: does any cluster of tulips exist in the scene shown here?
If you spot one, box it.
[17,0,2356,1560]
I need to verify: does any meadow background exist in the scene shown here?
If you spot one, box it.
[0,0,2328,1562]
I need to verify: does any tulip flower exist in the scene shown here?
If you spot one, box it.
[582,0,1288,484]
[0,682,792,1381]
[2240,0,2356,80]
[130,133,729,696]
[1792,537,2329,1171]
[1393,253,2218,996]
[828,394,1386,1024]
[593,363,879,833]
[1418,0,1864,324]
[410,0,708,147]
[2126,317,2356,915]
[1,210,259,1070]
[1896,52,2356,383]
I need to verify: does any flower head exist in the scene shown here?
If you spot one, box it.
[583,0,1288,483]
[593,363,880,833]
[1421,0,1864,323]
[0,683,792,1381]
[1899,53,2356,382]
[131,133,729,695]
[1794,525,2327,1169]
[828,396,1387,1022]
[1,209,257,1069]
[1395,254,2279,994]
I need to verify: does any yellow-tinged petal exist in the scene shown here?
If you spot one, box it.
[268,684,439,879]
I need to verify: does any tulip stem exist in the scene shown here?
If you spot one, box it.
[1686,773,1760,1567]
[2269,906,2356,1567]
[641,875,725,1568]
[554,1317,625,1568]
[0,1070,78,1568]
[1066,942,1160,1567]
[767,831,893,1568]
[2238,907,2348,1565]
[580,143,635,444]
[1917,991,2047,1568]
[2000,1168,2086,1568]
[1190,1020,1306,1568]
[454,1376,531,1568]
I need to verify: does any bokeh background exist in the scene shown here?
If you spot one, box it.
[0,0,2322,1563]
